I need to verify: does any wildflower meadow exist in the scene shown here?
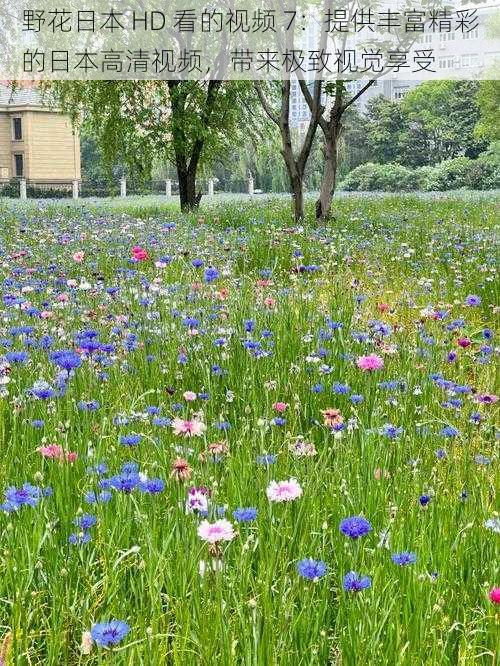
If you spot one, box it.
[0,194,498,665]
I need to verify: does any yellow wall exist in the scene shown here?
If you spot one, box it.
[0,114,11,177]
[0,110,81,181]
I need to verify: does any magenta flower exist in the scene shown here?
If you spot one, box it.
[356,354,384,371]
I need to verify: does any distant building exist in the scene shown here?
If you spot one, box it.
[0,82,80,183]
[290,1,499,125]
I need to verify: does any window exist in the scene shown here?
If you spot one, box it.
[438,57,455,69]
[461,54,479,68]
[12,117,22,141]
[419,33,433,44]
[14,154,23,177]
[393,87,409,100]
[439,32,455,42]
[463,27,479,40]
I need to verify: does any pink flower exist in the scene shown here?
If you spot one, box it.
[264,297,276,309]
[457,337,471,348]
[197,519,235,543]
[37,444,77,463]
[72,251,85,263]
[266,478,303,502]
[273,401,288,413]
[321,408,343,427]
[38,444,64,459]
[489,587,500,604]
[172,417,206,437]
[131,246,149,261]
[475,394,498,404]
[183,391,197,402]
[356,354,384,371]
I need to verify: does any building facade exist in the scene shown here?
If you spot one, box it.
[290,1,499,125]
[0,83,80,183]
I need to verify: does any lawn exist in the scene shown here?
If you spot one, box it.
[0,195,498,665]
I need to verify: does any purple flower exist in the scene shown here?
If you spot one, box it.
[343,571,372,592]
[90,620,130,647]
[297,558,328,580]
[340,516,372,539]
[391,551,417,566]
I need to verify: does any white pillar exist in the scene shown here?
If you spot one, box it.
[208,178,214,196]
[120,177,127,198]
[72,180,79,199]
[19,178,27,200]
[248,175,254,196]
[165,179,172,196]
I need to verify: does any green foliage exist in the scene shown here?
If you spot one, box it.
[340,156,500,192]
[340,163,414,191]
[46,81,258,178]
[361,82,487,170]
[0,195,497,664]
[475,81,500,142]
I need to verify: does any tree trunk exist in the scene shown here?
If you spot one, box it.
[291,174,304,222]
[177,164,202,212]
[316,120,341,221]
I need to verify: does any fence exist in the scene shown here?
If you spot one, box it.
[0,176,257,200]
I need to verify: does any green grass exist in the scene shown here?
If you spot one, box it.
[0,194,498,665]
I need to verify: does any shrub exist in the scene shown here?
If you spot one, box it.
[341,153,500,192]
[340,163,413,192]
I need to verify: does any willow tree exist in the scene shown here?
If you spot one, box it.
[48,80,256,210]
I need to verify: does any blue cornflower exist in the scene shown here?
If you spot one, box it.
[340,516,372,539]
[90,620,130,647]
[30,380,55,400]
[49,350,82,372]
[204,267,219,283]
[379,423,403,439]
[68,532,92,546]
[391,551,417,566]
[5,483,41,509]
[297,558,328,580]
[464,294,481,306]
[109,473,140,493]
[5,351,28,364]
[84,490,112,504]
[256,454,277,465]
[332,382,350,394]
[153,417,171,427]
[435,448,447,460]
[271,417,286,426]
[74,514,97,530]
[119,434,141,447]
[419,495,431,506]
[233,507,258,522]
[78,400,100,412]
[440,426,459,438]
[31,419,44,428]
[474,454,491,466]
[343,571,372,592]
[139,478,165,494]
[350,394,364,404]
